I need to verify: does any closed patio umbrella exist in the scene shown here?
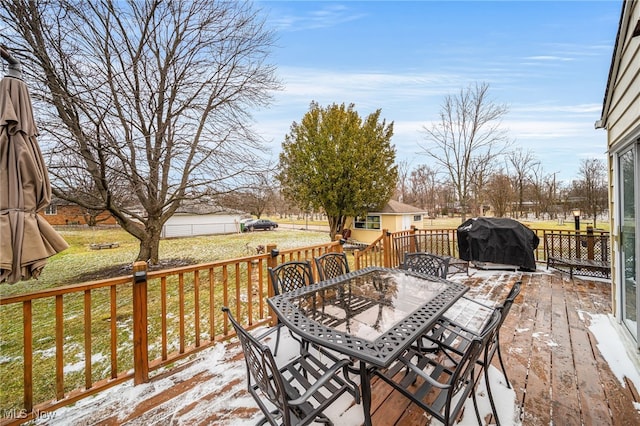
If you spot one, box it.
[0,48,68,284]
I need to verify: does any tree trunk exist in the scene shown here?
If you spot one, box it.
[137,230,161,264]
[327,215,346,240]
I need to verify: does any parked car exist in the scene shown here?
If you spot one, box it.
[243,219,278,232]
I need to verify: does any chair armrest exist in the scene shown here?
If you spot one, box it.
[287,358,353,406]
[399,356,451,390]
[255,324,281,341]
[423,318,481,344]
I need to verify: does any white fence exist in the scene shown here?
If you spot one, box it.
[162,221,241,238]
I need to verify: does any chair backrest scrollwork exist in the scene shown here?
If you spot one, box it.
[314,252,350,281]
[269,260,314,295]
[401,252,449,278]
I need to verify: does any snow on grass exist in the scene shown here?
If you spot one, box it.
[65,353,108,373]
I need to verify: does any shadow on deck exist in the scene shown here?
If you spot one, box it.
[40,269,640,425]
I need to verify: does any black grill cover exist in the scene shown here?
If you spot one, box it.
[457,217,540,271]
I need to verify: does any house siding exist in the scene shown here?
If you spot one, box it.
[602,0,640,346]
[346,201,428,244]
[605,2,640,147]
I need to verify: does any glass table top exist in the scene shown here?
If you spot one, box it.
[268,266,468,366]
[291,268,451,340]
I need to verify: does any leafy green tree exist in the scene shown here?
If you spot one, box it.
[278,102,397,239]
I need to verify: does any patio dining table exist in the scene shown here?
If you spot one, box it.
[267,266,469,426]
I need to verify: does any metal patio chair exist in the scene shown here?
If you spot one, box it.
[373,309,502,425]
[260,260,314,355]
[419,281,522,426]
[314,252,350,281]
[392,232,468,275]
[223,307,360,426]
[400,251,450,279]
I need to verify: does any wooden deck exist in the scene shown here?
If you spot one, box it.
[39,269,640,425]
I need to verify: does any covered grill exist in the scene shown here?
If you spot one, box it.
[457,217,539,271]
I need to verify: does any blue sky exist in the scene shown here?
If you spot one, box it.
[251,0,622,184]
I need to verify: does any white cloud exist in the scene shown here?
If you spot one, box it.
[524,55,574,62]
[250,58,608,184]
[275,66,465,104]
[511,103,602,114]
[504,119,596,140]
[266,3,366,32]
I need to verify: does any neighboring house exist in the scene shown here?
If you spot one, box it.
[344,199,428,244]
[161,200,246,238]
[597,0,640,350]
[42,198,117,226]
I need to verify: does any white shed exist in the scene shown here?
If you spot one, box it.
[345,200,428,244]
[161,202,245,238]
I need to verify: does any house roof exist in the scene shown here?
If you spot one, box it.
[175,200,244,216]
[598,1,636,126]
[376,199,427,214]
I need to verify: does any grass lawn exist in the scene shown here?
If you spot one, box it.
[0,226,333,298]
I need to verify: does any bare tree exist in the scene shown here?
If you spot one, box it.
[528,164,558,220]
[408,164,439,213]
[395,160,412,203]
[573,158,608,227]
[1,0,280,263]
[507,148,540,218]
[484,171,514,217]
[420,82,510,221]
[220,172,278,219]
[468,153,498,216]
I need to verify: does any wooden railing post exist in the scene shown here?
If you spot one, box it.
[409,227,417,253]
[334,234,345,253]
[450,229,458,258]
[132,261,149,385]
[382,229,391,267]
[266,244,278,326]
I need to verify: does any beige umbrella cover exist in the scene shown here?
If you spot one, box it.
[0,75,69,284]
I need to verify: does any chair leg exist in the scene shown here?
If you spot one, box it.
[471,370,483,425]
[484,365,501,426]
[495,341,511,389]
[273,326,281,356]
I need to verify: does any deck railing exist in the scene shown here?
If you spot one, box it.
[353,227,610,270]
[0,239,343,425]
